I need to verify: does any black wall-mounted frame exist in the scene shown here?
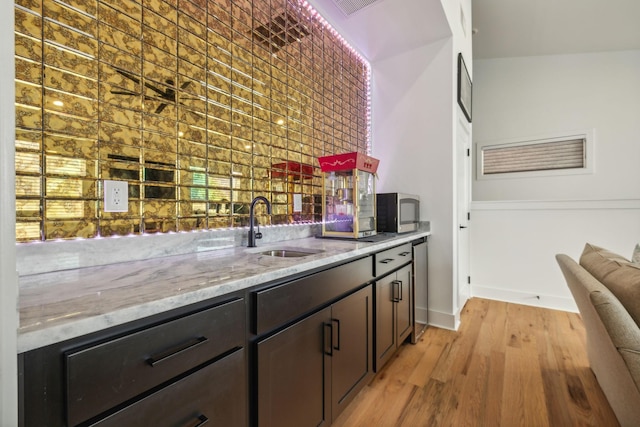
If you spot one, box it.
[457,53,472,123]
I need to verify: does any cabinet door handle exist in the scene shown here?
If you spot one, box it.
[332,319,341,351]
[146,336,208,367]
[191,415,209,427]
[324,322,333,356]
[399,251,411,257]
[380,258,394,264]
[392,280,401,302]
[398,279,403,301]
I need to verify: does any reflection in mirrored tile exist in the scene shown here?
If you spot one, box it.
[14,0,370,241]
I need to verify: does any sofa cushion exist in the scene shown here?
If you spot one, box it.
[579,242,630,284]
[580,243,640,327]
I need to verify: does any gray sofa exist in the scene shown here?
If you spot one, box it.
[556,244,640,427]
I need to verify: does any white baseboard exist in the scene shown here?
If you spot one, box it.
[427,308,460,331]
[471,285,578,313]
[424,290,578,332]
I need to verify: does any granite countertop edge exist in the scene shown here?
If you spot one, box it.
[18,230,430,353]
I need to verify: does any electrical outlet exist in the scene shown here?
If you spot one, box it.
[293,193,302,212]
[104,180,128,212]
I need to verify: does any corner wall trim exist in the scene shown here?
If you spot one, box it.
[470,199,640,211]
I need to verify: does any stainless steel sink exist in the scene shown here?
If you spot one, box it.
[256,248,324,258]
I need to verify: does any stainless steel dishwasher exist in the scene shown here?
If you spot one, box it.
[411,237,428,343]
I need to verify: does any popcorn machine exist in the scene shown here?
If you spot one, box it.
[318,152,379,239]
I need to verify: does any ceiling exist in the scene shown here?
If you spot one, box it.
[472,0,640,59]
[307,0,451,62]
[308,0,640,62]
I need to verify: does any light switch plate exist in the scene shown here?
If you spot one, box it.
[104,180,128,212]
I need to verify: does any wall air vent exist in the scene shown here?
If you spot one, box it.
[476,130,595,180]
[252,11,310,53]
[332,0,383,16]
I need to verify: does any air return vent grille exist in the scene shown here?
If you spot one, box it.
[252,11,310,53]
[332,0,383,16]
[482,138,585,175]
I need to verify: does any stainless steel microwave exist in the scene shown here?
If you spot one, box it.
[376,193,420,233]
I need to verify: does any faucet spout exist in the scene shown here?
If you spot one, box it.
[248,196,272,247]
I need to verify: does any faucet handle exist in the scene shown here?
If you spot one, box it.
[255,219,262,240]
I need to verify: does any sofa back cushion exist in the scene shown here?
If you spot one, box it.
[580,243,640,327]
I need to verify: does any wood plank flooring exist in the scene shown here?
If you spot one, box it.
[332,298,619,427]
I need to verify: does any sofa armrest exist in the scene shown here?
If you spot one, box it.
[557,253,640,387]
[590,287,640,384]
[557,253,640,426]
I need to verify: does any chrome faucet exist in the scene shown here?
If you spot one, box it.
[248,196,272,247]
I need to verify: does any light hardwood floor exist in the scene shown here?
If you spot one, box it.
[333,298,619,427]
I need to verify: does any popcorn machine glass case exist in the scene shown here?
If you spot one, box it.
[318,152,379,239]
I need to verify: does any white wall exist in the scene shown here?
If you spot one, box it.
[371,0,473,329]
[473,50,640,201]
[471,200,640,311]
[0,1,17,425]
[471,50,640,310]
[372,37,457,328]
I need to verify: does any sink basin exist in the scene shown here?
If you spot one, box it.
[255,247,325,258]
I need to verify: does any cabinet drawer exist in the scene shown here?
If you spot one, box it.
[66,298,245,426]
[253,257,372,335]
[374,243,412,277]
[91,348,246,427]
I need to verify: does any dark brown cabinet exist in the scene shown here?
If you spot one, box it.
[396,265,413,342]
[91,348,246,427]
[375,264,412,371]
[19,237,428,427]
[256,285,373,427]
[257,307,331,427]
[330,286,373,418]
[20,296,247,427]
[373,243,413,371]
[252,256,374,427]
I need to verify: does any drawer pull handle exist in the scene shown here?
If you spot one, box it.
[399,251,411,257]
[192,415,209,426]
[146,336,208,367]
[380,258,394,264]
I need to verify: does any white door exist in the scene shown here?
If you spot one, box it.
[456,117,471,309]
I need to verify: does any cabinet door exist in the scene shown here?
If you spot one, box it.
[331,285,373,421]
[375,274,396,371]
[396,264,413,345]
[257,308,331,427]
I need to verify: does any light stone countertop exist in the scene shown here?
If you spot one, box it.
[18,230,430,353]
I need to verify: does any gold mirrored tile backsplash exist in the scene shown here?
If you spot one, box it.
[14,0,370,242]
